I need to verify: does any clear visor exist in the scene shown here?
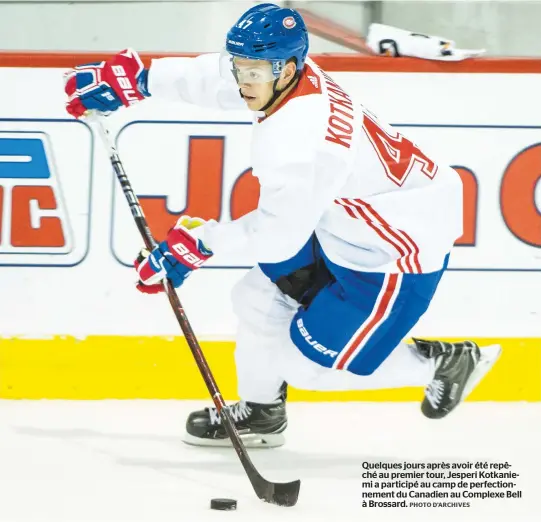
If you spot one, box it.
[219,51,281,84]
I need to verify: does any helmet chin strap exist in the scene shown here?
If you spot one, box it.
[259,72,299,113]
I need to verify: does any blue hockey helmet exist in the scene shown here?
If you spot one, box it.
[225,3,309,78]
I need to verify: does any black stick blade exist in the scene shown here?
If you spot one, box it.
[253,475,301,507]
[220,408,301,507]
[269,479,301,507]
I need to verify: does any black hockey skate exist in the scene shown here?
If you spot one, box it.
[183,386,288,448]
[413,338,501,419]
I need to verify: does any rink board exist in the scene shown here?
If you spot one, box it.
[0,54,540,402]
[1,337,539,401]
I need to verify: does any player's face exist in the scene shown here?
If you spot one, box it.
[234,58,277,111]
[234,59,298,112]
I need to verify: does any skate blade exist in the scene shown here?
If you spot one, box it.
[461,344,502,401]
[182,432,285,449]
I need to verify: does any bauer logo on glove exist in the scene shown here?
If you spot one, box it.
[134,216,213,294]
[64,48,150,119]
[170,242,207,268]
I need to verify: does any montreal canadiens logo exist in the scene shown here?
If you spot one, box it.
[283,16,296,29]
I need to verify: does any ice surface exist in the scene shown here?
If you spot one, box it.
[0,400,539,522]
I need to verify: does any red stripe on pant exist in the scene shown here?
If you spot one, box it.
[335,273,400,370]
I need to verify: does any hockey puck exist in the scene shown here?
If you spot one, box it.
[210,498,237,511]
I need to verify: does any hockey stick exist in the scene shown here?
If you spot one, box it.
[91,115,300,507]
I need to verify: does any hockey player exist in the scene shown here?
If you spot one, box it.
[65,3,501,448]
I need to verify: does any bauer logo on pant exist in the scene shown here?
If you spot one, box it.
[296,318,338,358]
[0,121,93,266]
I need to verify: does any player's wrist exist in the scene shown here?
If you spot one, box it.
[186,223,214,256]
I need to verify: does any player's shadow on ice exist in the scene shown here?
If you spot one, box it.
[14,426,179,444]
[116,451,380,479]
[13,425,473,481]
[14,425,397,478]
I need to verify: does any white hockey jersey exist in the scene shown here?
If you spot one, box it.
[148,54,463,274]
